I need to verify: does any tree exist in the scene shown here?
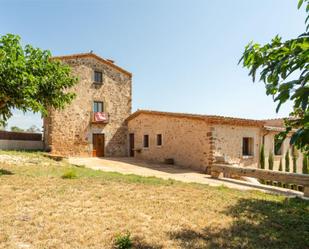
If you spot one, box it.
[292,146,299,173]
[303,154,308,174]
[268,151,274,170]
[26,125,41,133]
[0,34,77,125]
[10,126,24,132]
[285,150,290,172]
[239,0,309,155]
[278,158,283,171]
[259,144,265,169]
[0,121,7,130]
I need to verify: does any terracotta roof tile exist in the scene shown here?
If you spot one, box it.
[127,110,265,127]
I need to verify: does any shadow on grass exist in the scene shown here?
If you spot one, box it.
[133,236,163,249]
[0,169,13,175]
[169,197,309,249]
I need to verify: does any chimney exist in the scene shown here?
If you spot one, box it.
[106,59,115,64]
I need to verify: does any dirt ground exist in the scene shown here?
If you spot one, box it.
[0,151,308,249]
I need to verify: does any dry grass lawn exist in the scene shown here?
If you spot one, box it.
[0,151,308,249]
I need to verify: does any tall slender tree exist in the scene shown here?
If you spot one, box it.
[285,150,290,172]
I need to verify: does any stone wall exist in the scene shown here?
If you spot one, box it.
[128,113,212,172]
[0,140,43,150]
[211,124,262,168]
[127,112,265,171]
[44,56,132,157]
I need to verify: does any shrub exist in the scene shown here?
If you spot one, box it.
[303,154,308,174]
[61,169,77,179]
[268,151,274,170]
[259,144,265,169]
[278,158,283,171]
[285,150,290,172]
[114,232,132,249]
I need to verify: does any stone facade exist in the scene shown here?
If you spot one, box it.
[127,110,305,173]
[127,113,212,172]
[211,124,262,168]
[127,110,264,172]
[44,53,132,157]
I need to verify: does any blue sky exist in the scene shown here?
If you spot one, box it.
[0,0,307,130]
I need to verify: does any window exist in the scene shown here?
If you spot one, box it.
[274,137,282,155]
[242,137,253,156]
[143,135,149,148]
[157,134,162,146]
[93,101,103,113]
[94,71,103,83]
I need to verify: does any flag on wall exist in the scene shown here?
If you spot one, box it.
[94,112,108,122]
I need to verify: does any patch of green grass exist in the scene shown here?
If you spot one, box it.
[114,231,133,249]
[61,169,77,179]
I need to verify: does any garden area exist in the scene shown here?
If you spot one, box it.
[0,151,308,249]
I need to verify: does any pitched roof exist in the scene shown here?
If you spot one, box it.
[127,110,264,127]
[52,52,132,78]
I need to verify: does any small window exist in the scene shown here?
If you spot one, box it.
[157,134,162,146]
[242,137,254,156]
[274,137,282,155]
[94,71,103,83]
[93,101,103,113]
[143,135,149,148]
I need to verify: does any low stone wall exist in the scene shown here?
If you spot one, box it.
[0,131,43,150]
[0,139,43,150]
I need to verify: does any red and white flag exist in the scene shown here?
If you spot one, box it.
[94,112,108,122]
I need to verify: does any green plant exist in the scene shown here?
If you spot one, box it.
[114,232,132,249]
[285,150,290,172]
[278,158,283,171]
[303,154,308,174]
[268,151,274,170]
[0,34,77,124]
[239,0,309,154]
[61,169,77,179]
[292,146,298,173]
[259,144,265,169]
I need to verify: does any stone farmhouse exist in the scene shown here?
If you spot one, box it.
[43,52,303,173]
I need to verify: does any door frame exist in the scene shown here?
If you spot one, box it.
[129,133,135,157]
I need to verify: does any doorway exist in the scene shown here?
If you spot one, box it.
[129,133,135,157]
[92,134,105,157]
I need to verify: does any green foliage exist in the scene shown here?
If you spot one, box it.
[292,147,297,173]
[26,125,41,133]
[285,150,290,172]
[114,232,132,249]
[259,144,265,169]
[10,126,24,132]
[0,121,7,130]
[278,158,283,171]
[239,0,309,155]
[0,34,77,124]
[303,154,309,174]
[61,169,77,179]
[292,146,298,173]
[268,151,274,170]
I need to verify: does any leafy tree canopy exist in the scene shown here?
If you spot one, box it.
[10,126,24,132]
[240,0,309,155]
[26,124,41,133]
[0,34,77,124]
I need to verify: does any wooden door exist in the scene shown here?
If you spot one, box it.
[129,133,135,157]
[92,134,105,157]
